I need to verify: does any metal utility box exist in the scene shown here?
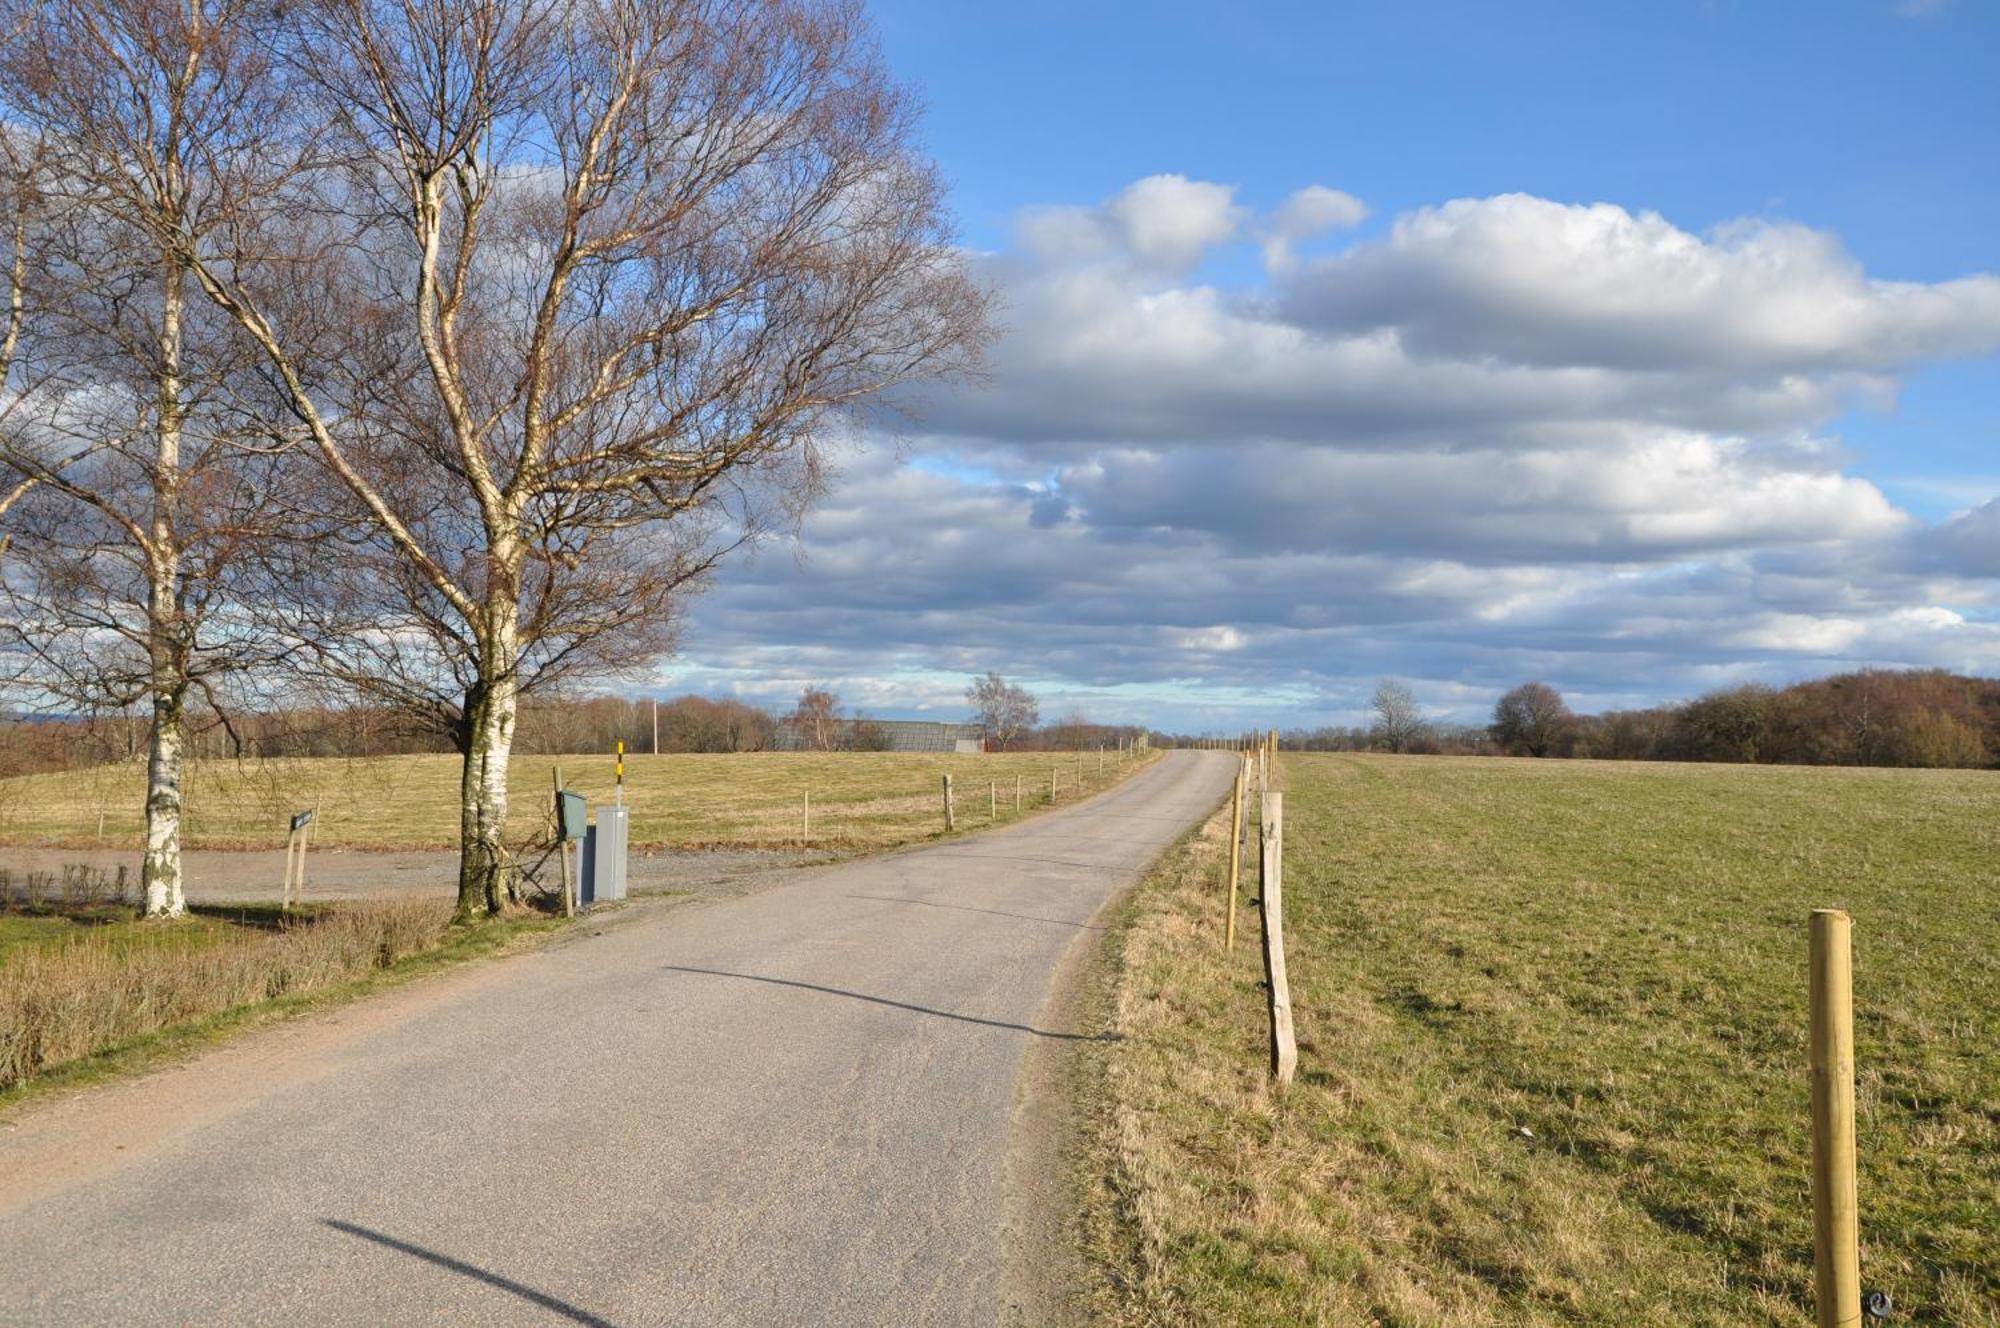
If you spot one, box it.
[582,803,629,904]
[557,790,588,843]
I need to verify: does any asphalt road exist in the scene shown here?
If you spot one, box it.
[0,749,1236,1327]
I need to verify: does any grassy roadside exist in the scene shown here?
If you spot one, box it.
[0,748,1159,852]
[1076,753,1998,1326]
[1,900,565,1112]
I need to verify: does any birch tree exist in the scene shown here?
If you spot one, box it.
[0,18,290,917]
[965,671,1036,751]
[25,0,987,919]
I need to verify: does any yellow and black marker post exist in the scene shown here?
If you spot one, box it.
[615,740,625,806]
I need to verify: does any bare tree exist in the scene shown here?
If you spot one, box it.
[787,686,840,752]
[0,33,291,918]
[1491,681,1573,758]
[964,671,1036,751]
[14,0,988,919]
[1370,679,1426,754]
[1049,707,1094,751]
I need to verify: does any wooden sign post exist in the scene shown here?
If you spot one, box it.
[281,807,316,911]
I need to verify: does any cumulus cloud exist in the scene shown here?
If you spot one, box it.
[924,194,2000,448]
[1050,432,1906,564]
[1018,174,1244,273]
[673,179,2000,729]
[1261,184,1369,274]
[1282,195,2000,373]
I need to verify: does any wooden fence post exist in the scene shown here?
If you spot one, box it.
[1810,908,1861,1328]
[1016,773,1023,813]
[1225,759,1244,951]
[1051,766,1058,802]
[943,774,955,830]
[1260,790,1297,1085]
[803,790,811,843]
[990,780,997,820]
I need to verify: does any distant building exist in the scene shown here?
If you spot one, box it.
[772,718,983,754]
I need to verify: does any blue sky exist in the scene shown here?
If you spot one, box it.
[665,0,2000,732]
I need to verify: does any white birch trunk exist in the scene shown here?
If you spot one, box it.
[456,613,520,920]
[141,257,187,920]
[141,680,187,918]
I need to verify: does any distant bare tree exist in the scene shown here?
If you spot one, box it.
[844,715,891,752]
[788,687,840,752]
[1049,708,1094,751]
[10,0,988,918]
[1370,679,1426,754]
[1491,682,1573,757]
[965,671,1037,751]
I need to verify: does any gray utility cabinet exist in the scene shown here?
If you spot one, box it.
[582,804,629,903]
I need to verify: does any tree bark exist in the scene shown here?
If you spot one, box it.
[141,674,187,918]
[455,611,520,921]
[141,257,188,920]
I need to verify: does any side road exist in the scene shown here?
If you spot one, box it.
[0,749,1237,1327]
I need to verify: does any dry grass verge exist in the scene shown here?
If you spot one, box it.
[1079,753,1997,1326]
[1,890,500,1095]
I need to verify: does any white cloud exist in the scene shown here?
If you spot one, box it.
[1019,174,1244,273]
[1107,174,1245,270]
[1283,195,2000,373]
[1262,184,1369,274]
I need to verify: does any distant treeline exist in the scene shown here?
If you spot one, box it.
[0,692,1144,776]
[1271,669,2000,769]
[0,695,781,776]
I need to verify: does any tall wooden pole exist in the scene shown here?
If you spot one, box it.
[1260,790,1296,1084]
[943,774,955,830]
[1810,909,1861,1328]
[1225,759,1244,951]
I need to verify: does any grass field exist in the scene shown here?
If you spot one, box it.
[0,747,1153,852]
[1081,753,1997,1326]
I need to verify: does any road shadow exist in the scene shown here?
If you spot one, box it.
[322,1220,617,1327]
[842,893,1105,931]
[660,965,1117,1042]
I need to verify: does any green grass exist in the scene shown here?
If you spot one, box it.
[0,748,1153,851]
[1081,753,1998,1326]
[0,908,240,961]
